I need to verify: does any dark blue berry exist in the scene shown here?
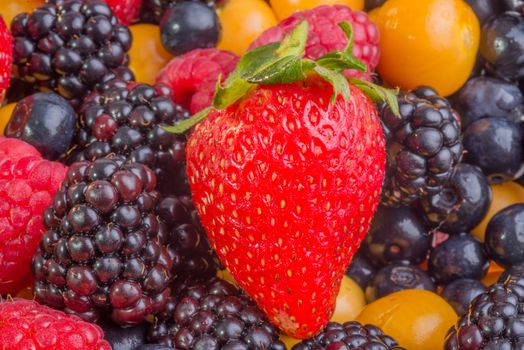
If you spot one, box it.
[502,0,524,12]
[428,232,489,284]
[5,92,76,160]
[463,117,522,182]
[453,76,524,128]
[360,205,432,266]
[345,252,376,289]
[441,278,487,316]
[365,262,436,302]
[135,346,174,350]
[465,0,506,24]
[480,12,524,80]
[160,1,219,56]
[101,318,148,350]
[365,0,387,10]
[422,163,492,234]
[485,203,524,267]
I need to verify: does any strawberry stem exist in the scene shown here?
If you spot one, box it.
[165,20,399,134]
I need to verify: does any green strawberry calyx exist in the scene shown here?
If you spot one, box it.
[165,20,399,134]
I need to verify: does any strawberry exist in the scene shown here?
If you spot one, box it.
[0,15,12,104]
[169,21,397,338]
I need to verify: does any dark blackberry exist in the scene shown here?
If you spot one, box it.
[68,80,191,196]
[32,156,174,326]
[147,277,286,350]
[10,0,133,106]
[142,0,220,23]
[157,195,220,278]
[379,86,463,206]
[444,273,524,349]
[292,321,406,350]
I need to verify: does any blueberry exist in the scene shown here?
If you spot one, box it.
[485,203,524,267]
[464,0,506,24]
[345,252,376,289]
[160,1,219,55]
[135,346,174,350]
[502,0,524,11]
[453,76,524,128]
[428,232,489,284]
[480,12,524,80]
[360,205,432,266]
[100,318,147,350]
[365,0,387,11]
[441,278,487,315]
[463,117,522,182]
[422,163,492,234]
[365,262,436,302]
[5,92,76,160]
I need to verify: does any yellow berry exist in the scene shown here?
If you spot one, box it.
[270,0,365,21]
[330,276,366,323]
[0,0,43,26]
[0,103,16,135]
[357,289,457,350]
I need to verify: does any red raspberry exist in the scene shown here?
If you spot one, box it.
[105,0,142,25]
[0,137,67,295]
[0,16,13,104]
[249,5,380,81]
[0,299,111,350]
[156,48,239,114]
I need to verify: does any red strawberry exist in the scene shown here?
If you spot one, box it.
[105,0,142,25]
[0,16,13,103]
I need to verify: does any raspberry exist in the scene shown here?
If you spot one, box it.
[105,0,142,25]
[0,298,110,350]
[155,48,239,114]
[248,5,380,81]
[0,137,67,295]
[0,16,12,104]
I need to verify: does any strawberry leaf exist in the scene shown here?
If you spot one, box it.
[275,20,308,58]
[213,73,254,110]
[348,78,400,116]
[313,65,351,103]
[162,106,213,134]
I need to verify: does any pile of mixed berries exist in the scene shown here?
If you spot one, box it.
[0,0,523,349]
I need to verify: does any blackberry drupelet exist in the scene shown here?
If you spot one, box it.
[157,195,220,278]
[142,0,220,23]
[445,273,524,349]
[379,86,463,206]
[32,156,174,326]
[10,0,133,106]
[292,321,406,350]
[69,80,191,196]
[148,277,286,350]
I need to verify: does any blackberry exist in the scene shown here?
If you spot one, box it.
[68,80,191,196]
[142,0,220,23]
[10,0,133,106]
[147,277,286,350]
[379,86,463,206]
[445,273,524,349]
[157,195,220,278]
[292,321,406,350]
[32,156,174,326]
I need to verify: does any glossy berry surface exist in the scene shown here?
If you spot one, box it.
[422,163,492,234]
[465,0,506,24]
[141,0,218,23]
[148,277,286,350]
[136,346,174,350]
[155,48,238,114]
[5,92,76,160]
[69,80,190,196]
[445,274,524,349]
[249,5,380,81]
[100,318,147,350]
[159,1,219,56]
[0,137,67,295]
[10,0,133,105]
[481,12,524,80]
[453,76,524,128]
[365,262,436,302]
[0,299,111,349]
[32,156,173,325]
[291,321,405,350]
[485,203,524,267]
[360,205,432,266]
[379,86,463,206]
[499,264,524,284]
[442,278,487,316]
[345,251,376,289]
[428,232,489,285]
[463,117,522,182]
